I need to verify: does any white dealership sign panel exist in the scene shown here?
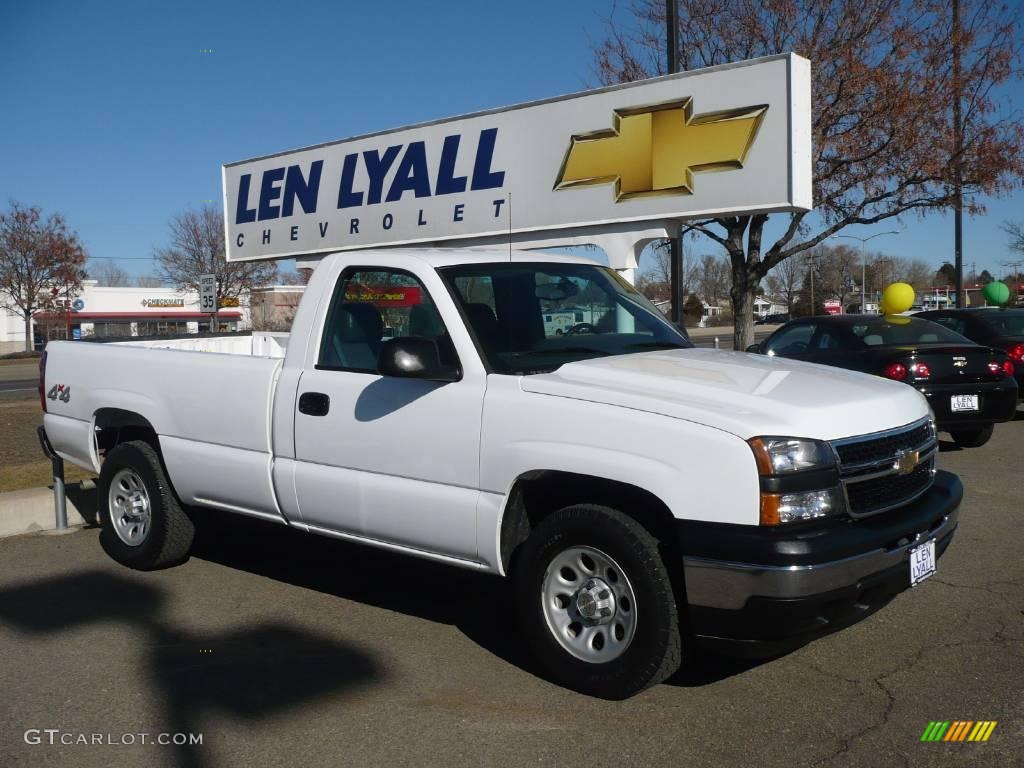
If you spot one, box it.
[223,53,811,263]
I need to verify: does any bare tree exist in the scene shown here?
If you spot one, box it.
[155,205,277,306]
[766,255,805,314]
[278,269,310,286]
[637,240,698,302]
[0,201,87,351]
[891,257,935,292]
[88,261,131,286]
[815,244,860,310]
[595,0,1024,348]
[1003,220,1024,256]
[134,275,166,287]
[696,254,730,307]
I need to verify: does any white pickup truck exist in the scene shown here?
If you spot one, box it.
[39,249,962,698]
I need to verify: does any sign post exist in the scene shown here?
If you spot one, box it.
[199,274,218,332]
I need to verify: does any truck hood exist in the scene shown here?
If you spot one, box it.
[520,349,930,442]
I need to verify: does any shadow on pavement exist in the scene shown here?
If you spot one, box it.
[188,510,763,688]
[189,510,540,680]
[66,481,99,526]
[0,569,382,768]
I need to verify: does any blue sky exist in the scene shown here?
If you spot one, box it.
[2,0,1022,282]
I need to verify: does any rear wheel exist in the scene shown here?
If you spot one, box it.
[950,424,994,448]
[515,504,682,699]
[98,440,194,570]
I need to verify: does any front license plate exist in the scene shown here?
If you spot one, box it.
[910,540,937,586]
[950,394,979,412]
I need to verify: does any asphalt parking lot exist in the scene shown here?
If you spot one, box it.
[1,413,1021,768]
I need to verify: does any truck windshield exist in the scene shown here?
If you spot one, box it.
[439,262,691,374]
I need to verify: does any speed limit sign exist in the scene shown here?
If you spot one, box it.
[199,274,217,314]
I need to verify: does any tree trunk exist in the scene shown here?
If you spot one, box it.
[731,278,755,351]
[23,313,33,352]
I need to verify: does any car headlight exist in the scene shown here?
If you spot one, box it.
[748,437,834,474]
[748,437,841,525]
[761,488,841,525]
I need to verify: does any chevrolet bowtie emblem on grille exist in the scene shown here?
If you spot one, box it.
[894,449,920,476]
[554,98,768,201]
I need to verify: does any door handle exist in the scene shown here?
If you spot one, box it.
[298,392,330,416]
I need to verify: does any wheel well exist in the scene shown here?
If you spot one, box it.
[93,409,161,463]
[499,471,679,574]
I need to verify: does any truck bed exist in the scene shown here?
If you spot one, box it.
[42,339,286,521]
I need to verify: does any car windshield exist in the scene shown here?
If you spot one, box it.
[849,316,972,346]
[975,309,1024,336]
[439,262,691,374]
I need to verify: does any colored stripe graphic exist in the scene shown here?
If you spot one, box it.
[945,721,972,741]
[922,721,996,743]
[969,722,997,742]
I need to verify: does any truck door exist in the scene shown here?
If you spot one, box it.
[291,266,484,561]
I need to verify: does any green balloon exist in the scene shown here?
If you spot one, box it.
[983,281,1011,306]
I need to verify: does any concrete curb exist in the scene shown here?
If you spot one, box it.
[0,483,98,539]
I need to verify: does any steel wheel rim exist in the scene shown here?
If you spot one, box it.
[108,468,152,547]
[540,545,638,663]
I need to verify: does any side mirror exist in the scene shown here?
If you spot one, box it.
[745,343,762,354]
[378,337,460,383]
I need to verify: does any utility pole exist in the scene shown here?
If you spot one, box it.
[952,0,964,308]
[666,0,682,325]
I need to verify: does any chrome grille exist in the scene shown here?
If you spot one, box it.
[831,418,938,517]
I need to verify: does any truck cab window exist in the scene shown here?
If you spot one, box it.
[318,269,456,372]
[442,262,690,374]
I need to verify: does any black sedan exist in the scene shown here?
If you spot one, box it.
[915,307,1024,396]
[748,315,1019,447]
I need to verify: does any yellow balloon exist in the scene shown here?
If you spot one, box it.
[879,282,915,315]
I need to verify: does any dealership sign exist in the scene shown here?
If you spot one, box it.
[223,53,811,264]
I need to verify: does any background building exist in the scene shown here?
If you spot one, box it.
[1,281,249,352]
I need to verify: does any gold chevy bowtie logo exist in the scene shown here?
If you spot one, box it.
[554,99,767,201]
[895,449,920,476]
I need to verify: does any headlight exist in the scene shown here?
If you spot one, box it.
[748,437,834,474]
[760,488,841,525]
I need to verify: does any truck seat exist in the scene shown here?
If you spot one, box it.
[324,302,384,370]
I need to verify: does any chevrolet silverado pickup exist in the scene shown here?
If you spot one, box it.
[39,249,963,698]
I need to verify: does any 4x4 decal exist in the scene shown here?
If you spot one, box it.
[47,384,71,403]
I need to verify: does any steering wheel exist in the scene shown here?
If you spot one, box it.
[564,322,599,336]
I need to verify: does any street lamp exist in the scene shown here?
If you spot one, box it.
[835,231,899,313]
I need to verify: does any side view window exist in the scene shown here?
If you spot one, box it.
[318,269,456,372]
[765,323,815,356]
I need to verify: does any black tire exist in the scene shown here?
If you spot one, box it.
[515,504,682,699]
[98,440,194,570]
[950,424,994,448]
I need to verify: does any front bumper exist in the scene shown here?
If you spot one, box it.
[678,470,962,651]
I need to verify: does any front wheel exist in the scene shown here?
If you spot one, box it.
[950,424,994,448]
[515,504,682,699]
[98,440,194,570]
